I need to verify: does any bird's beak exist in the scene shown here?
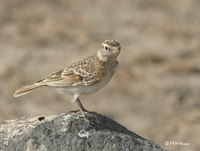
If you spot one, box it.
[113,47,121,54]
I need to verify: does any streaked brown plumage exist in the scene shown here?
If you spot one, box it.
[14,40,121,117]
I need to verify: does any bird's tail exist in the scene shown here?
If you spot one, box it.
[14,83,43,97]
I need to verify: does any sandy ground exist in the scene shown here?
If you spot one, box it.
[0,0,200,150]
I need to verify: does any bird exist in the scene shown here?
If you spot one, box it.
[14,40,121,118]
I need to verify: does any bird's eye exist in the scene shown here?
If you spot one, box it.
[105,46,108,50]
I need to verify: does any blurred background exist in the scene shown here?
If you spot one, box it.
[0,0,200,150]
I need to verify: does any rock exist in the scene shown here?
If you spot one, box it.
[0,111,166,151]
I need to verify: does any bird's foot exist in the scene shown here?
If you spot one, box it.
[76,110,94,125]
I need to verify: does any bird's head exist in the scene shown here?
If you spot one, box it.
[97,40,121,62]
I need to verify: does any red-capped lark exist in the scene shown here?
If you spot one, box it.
[14,40,121,118]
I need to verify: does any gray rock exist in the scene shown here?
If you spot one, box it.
[0,112,166,151]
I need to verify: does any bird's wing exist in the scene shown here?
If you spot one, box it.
[36,58,101,87]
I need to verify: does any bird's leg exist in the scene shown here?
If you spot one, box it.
[75,97,87,117]
[73,95,90,124]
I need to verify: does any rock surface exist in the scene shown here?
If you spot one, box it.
[0,112,166,151]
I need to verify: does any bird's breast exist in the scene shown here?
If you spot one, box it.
[82,61,118,94]
[64,61,118,96]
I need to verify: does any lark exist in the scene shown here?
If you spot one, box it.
[14,40,121,117]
